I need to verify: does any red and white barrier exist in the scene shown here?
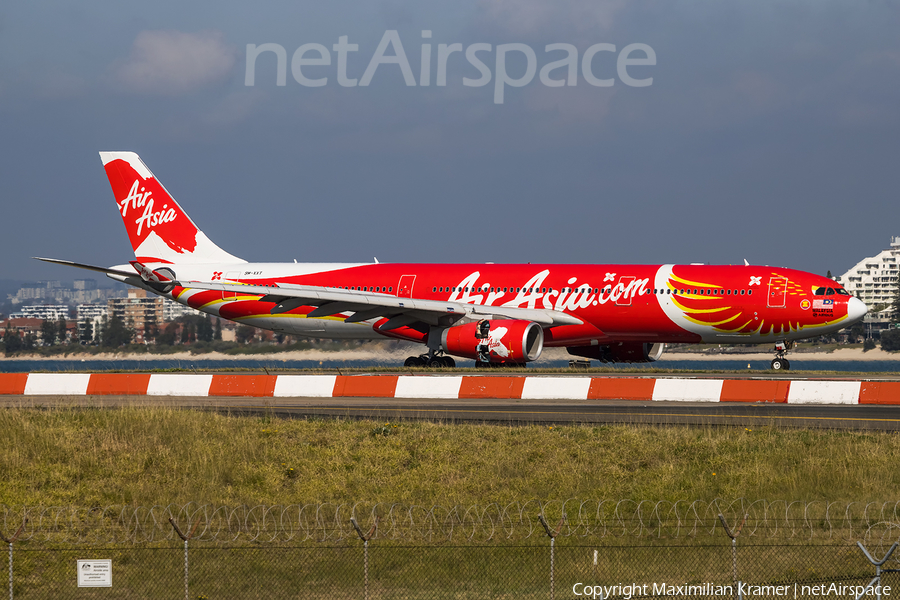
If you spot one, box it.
[0,373,897,404]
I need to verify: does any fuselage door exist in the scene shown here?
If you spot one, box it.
[397,275,416,298]
[767,276,788,308]
[615,276,636,306]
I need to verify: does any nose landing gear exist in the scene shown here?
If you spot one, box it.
[771,340,792,370]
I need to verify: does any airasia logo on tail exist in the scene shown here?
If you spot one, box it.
[105,157,200,256]
[119,179,179,237]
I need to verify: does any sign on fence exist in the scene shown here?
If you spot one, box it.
[77,560,112,587]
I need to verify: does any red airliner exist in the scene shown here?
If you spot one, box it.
[39,152,867,370]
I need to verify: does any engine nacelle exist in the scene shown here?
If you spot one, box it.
[567,342,665,363]
[442,319,544,363]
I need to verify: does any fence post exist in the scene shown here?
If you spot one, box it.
[169,517,201,600]
[539,514,564,600]
[718,513,748,600]
[0,519,28,600]
[351,517,378,600]
[855,542,899,600]
[0,520,26,600]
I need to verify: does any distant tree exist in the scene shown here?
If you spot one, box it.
[863,338,877,352]
[40,319,57,346]
[22,332,35,351]
[57,317,68,345]
[214,318,222,341]
[157,322,178,346]
[236,325,256,344]
[3,323,22,356]
[826,270,833,279]
[881,329,900,352]
[197,314,214,343]
[848,322,864,344]
[56,317,69,344]
[79,319,94,344]
[102,315,133,347]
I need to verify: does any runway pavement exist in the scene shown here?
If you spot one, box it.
[2,394,899,430]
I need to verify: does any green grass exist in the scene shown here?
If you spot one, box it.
[0,408,899,506]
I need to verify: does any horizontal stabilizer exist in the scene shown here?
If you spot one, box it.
[33,257,136,279]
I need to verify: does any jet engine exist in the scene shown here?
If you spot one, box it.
[567,342,665,363]
[442,319,544,364]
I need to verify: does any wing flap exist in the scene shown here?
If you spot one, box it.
[175,280,583,327]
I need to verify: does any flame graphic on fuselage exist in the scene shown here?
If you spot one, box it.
[655,265,848,342]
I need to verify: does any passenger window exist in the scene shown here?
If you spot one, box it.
[741,290,745,295]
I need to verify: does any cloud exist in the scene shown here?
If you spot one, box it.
[114,30,237,95]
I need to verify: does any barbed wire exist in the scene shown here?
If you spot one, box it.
[3,500,900,546]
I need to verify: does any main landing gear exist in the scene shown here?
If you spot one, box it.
[771,340,792,371]
[404,353,456,368]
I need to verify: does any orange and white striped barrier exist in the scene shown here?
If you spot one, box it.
[0,373,898,404]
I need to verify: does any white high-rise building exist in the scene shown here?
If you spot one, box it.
[9,305,70,320]
[835,237,899,325]
[163,298,196,321]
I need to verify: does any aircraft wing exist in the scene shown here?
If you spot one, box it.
[174,280,583,330]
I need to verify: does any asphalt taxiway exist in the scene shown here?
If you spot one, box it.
[2,394,900,431]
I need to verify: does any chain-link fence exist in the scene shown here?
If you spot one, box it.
[3,500,900,599]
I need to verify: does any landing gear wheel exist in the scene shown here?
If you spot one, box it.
[771,358,790,371]
[427,356,445,368]
[770,340,793,371]
[439,356,455,368]
[404,356,426,367]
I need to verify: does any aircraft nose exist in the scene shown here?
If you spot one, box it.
[847,297,868,323]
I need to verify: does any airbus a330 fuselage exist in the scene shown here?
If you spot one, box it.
[38,152,867,369]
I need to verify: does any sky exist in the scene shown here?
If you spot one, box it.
[1,0,899,283]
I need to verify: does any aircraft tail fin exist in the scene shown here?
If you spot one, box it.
[100,152,245,264]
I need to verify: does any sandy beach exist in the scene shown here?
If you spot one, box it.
[666,348,900,361]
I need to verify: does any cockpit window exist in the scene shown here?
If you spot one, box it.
[835,288,850,296]
[814,288,825,296]
[826,288,835,295]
